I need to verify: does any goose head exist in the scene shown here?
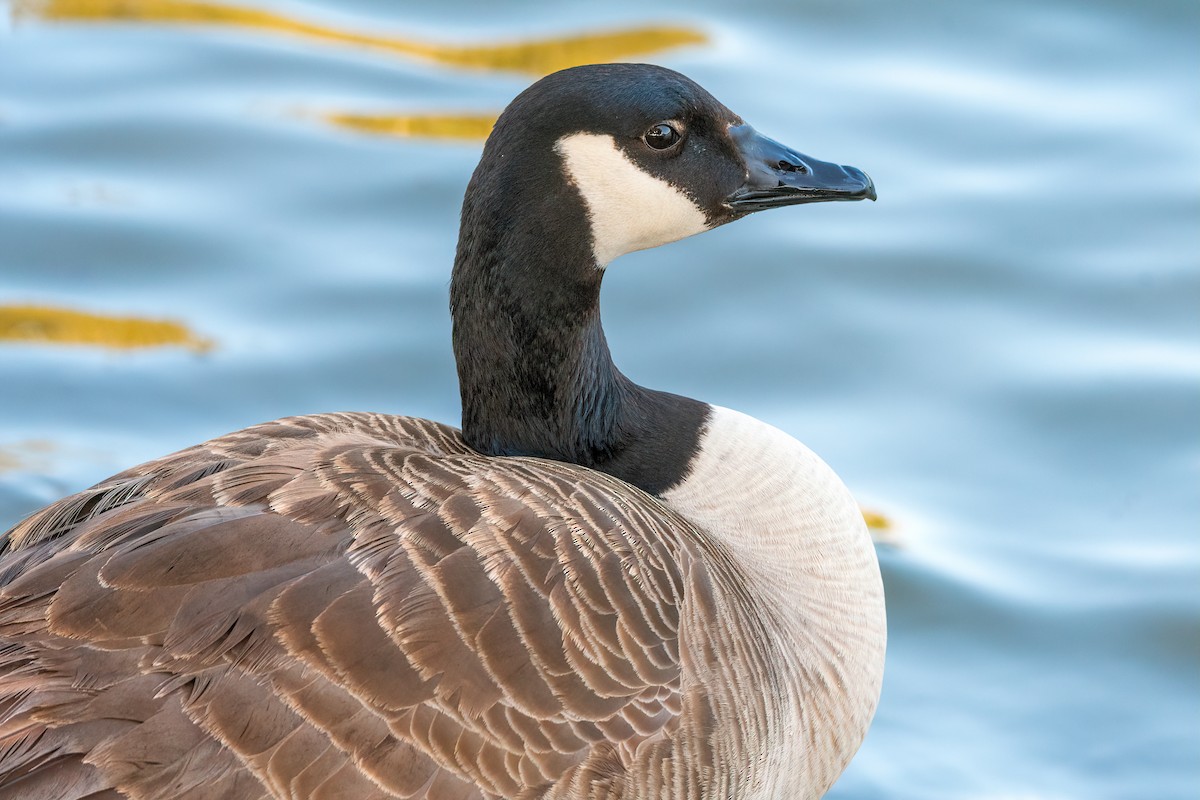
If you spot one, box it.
[451,63,875,488]
[459,62,875,270]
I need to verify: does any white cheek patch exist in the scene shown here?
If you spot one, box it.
[555,132,711,267]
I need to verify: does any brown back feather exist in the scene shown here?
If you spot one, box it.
[0,413,715,799]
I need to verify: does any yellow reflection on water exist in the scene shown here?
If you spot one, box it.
[322,111,497,141]
[16,0,707,75]
[0,304,212,352]
[862,508,893,530]
[0,440,111,476]
[861,507,899,546]
[0,440,57,475]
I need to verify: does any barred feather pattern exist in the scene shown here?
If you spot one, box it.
[0,412,794,800]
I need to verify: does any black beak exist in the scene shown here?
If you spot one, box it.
[725,124,877,212]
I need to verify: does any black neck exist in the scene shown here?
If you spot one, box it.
[449,143,707,495]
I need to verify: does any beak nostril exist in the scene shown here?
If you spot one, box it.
[730,124,873,207]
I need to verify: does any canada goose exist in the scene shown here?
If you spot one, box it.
[0,63,884,799]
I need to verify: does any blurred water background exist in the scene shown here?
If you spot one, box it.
[1,0,1197,797]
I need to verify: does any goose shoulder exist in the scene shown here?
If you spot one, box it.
[0,411,755,799]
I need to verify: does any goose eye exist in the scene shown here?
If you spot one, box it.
[644,123,681,150]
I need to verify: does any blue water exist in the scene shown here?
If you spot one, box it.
[2,1,1198,797]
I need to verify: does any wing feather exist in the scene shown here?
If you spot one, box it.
[0,413,719,798]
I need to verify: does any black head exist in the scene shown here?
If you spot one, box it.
[450,64,875,490]
[463,63,875,269]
